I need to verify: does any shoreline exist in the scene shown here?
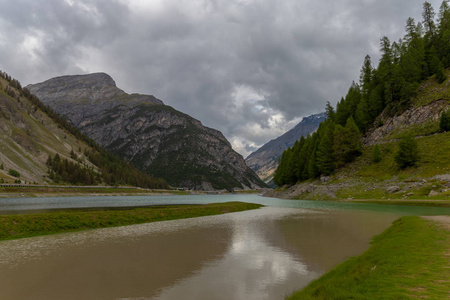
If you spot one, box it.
[287,215,450,299]
[263,189,450,207]
[0,185,266,198]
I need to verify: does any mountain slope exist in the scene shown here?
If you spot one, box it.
[0,71,167,188]
[27,73,266,191]
[245,112,326,183]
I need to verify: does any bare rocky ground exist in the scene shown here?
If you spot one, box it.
[264,173,450,202]
[423,216,450,230]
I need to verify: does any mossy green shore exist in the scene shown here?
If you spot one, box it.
[0,202,262,241]
[287,216,450,300]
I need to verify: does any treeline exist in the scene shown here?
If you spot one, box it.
[47,153,101,185]
[274,1,449,186]
[0,71,169,189]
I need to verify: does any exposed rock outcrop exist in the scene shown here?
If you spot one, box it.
[27,73,266,190]
[364,100,449,145]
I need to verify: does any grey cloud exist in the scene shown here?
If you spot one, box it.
[0,0,443,157]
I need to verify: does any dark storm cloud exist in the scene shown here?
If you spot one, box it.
[0,0,443,156]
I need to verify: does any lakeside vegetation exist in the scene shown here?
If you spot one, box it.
[287,216,450,299]
[0,202,263,241]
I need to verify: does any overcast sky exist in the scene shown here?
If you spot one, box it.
[0,0,444,157]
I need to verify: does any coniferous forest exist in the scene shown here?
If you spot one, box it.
[274,1,450,187]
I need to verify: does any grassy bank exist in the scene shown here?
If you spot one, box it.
[287,216,450,299]
[0,202,262,241]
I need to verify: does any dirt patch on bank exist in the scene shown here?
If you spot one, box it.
[422,216,450,230]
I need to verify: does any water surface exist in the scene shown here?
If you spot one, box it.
[0,194,449,299]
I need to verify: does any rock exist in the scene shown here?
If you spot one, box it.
[429,190,439,197]
[406,192,414,196]
[386,186,401,193]
[320,175,331,183]
[433,174,450,182]
[364,100,449,145]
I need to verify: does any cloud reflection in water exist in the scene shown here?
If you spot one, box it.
[152,208,319,300]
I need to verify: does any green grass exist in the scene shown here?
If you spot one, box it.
[0,202,263,240]
[287,216,450,299]
[332,131,450,202]
[412,69,450,108]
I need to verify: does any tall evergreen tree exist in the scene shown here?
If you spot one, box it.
[316,124,335,176]
[333,117,362,168]
[423,1,437,44]
[438,0,450,66]
[360,55,373,98]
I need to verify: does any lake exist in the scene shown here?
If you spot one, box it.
[1,194,449,299]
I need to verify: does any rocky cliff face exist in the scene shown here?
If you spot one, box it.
[364,99,449,145]
[245,112,326,183]
[27,73,266,190]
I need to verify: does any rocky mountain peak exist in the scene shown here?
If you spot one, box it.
[40,72,117,89]
[26,72,125,107]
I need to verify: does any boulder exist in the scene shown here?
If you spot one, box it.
[428,190,439,197]
[386,186,401,193]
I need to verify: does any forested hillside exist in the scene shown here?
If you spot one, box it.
[0,71,168,189]
[274,1,450,187]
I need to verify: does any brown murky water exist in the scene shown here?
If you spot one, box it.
[0,207,399,300]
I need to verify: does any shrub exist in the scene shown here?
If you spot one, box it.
[440,109,450,132]
[373,145,382,163]
[394,135,419,169]
[8,169,20,178]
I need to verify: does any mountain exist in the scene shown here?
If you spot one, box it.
[0,71,167,188]
[27,73,266,191]
[245,112,326,183]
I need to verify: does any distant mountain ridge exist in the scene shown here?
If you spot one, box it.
[245,112,326,183]
[27,73,266,191]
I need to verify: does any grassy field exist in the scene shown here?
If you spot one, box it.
[0,201,263,241]
[287,216,450,300]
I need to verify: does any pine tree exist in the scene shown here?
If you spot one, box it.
[360,55,373,99]
[438,0,450,66]
[333,117,362,168]
[423,1,437,44]
[316,126,335,176]
[325,101,335,121]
